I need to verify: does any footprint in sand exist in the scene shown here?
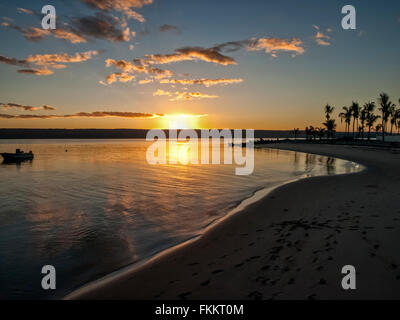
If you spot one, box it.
[246,256,261,262]
[211,269,224,274]
[178,292,192,299]
[200,280,210,286]
[169,280,179,284]
[248,291,263,300]
[307,293,317,300]
[188,262,200,266]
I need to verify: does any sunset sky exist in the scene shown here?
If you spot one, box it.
[0,0,399,130]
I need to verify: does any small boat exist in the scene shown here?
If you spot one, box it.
[1,149,34,162]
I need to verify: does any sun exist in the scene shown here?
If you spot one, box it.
[162,114,203,129]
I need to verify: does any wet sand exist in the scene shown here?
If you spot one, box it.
[66,143,400,300]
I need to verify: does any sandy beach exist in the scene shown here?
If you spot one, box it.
[66,143,400,300]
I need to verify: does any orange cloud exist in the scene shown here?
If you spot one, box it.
[26,51,99,65]
[0,103,56,111]
[17,7,34,15]
[1,20,87,44]
[81,0,153,22]
[103,72,136,84]
[145,47,237,66]
[17,68,54,75]
[247,37,305,56]
[153,89,172,96]
[53,29,87,44]
[104,58,173,84]
[153,89,219,101]
[170,91,219,101]
[160,78,243,87]
[0,111,163,120]
[313,26,332,46]
[1,51,99,76]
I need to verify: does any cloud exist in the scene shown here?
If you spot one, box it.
[0,51,99,76]
[26,51,99,65]
[153,89,219,101]
[17,8,35,15]
[0,103,56,111]
[160,78,243,87]
[2,11,133,43]
[104,58,173,84]
[1,19,87,44]
[81,0,153,22]
[213,37,305,57]
[0,111,163,120]
[52,29,87,44]
[104,72,136,84]
[159,24,179,33]
[153,89,172,96]
[247,37,305,56]
[170,91,219,101]
[145,47,237,66]
[138,78,153,84]
[0,55,29,67]
[71,13,132,42]
[17,68,54,75]
[312,26,332,46]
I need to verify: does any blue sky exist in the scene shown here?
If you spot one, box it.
[0,0,399,129]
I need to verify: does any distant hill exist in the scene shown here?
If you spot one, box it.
[0,128,352,139]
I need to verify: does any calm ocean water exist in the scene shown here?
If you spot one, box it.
[0,139,361,299]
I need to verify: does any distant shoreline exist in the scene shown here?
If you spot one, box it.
[0,128,354,140]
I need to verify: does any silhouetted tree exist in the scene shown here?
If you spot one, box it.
[323,119,337,139]
[339,106,352,137]
[378,92,395,142]
[375,124,383,135]
[316,127,325,140]
[359,107,367,140]
[390,107,399,135]
[291,128,300,141]
[350,102,360,138]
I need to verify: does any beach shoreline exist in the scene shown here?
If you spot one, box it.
[66,143,400,300]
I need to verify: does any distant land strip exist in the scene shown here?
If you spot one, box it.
[0,129,353,139]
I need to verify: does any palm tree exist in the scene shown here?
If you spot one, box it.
[324,104,334,121]
[292,128,300,141]
[389,107,399,135]
[359,107,367,140]
[317,127,326,140]
[378,92,395,142]
[375,124,383,135]
[309,125,317,141]
[339,106,352,137]
[366,114,380,140]
[363,101,377,140]
[350,102,360,138]
[323,119,337,139]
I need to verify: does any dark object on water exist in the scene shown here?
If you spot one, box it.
[1,149,34,162]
